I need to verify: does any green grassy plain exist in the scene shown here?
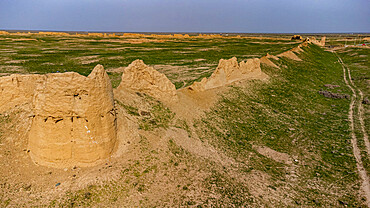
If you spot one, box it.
[0,34,299,88]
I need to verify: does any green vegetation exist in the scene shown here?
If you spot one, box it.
[138,99,175,131]
[0,34,299,88]
[338,47,369,133]
[116,95,175,131]
[337,47,370,175]
[196,44,364,206]
[115,100,140,116]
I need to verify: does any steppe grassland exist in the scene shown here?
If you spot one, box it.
[0,34,298,88]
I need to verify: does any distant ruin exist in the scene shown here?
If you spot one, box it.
[305,36,326,46]
[291,35,303,40]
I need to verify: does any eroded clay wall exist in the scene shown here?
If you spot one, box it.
[188,57,265,91]
[0,74,43,112]
[0,65,117,168]
[117,59,179,103]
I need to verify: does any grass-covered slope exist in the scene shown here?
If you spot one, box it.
[195,44,365,206]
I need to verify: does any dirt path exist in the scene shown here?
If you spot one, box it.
[338,55,370,155]
[335,53,370,206]
[343,57,370,156]
[358,89,370,156]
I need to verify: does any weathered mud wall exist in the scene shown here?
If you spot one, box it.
[0,65,117,168]
[188,57,266,91]
[277,50,302,61]
[275,37,326,62]
[305,36,326,46]
[0,74,43,112]
[260,53,280,68]
[117,59,178,103]
[186,37,326,91]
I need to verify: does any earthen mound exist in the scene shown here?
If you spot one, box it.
[291,35,303,40]
[117,60,178,103]
[277,50,302,61]
[260,53,280,68]
[265,53,279,60]
[0,65,117,168]
[291,45,304,53]
[188,57,266,91]
[320,37,326,46]
[278,37,324,62]
[304,36,326,46]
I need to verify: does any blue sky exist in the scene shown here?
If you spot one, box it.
[0,0,369,33]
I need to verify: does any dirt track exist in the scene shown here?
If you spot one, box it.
[336,52,370,206]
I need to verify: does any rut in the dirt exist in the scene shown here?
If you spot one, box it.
[336,53,370,206]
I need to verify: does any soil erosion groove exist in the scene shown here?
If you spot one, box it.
[335,52,370,206]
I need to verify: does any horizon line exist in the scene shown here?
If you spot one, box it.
[1,28,369,35]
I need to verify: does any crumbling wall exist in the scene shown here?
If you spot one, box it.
[277,50,302,61]
[188,57,265,91]
[319,37,326,46]
[117,60,178,103]
[291,35,326,47]
[38,32,69,36]
[0,65,117,168]
[0,74,43,112]
[28,65,116,168]
[276,42,309,61]
[304,36,326,46]
[260,53,280,68]
[291,35,303,40]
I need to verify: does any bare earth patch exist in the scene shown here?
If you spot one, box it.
[4,60,26,64]
[0,65,25,73]
[254,145,292,165]
[73,55,101,64]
